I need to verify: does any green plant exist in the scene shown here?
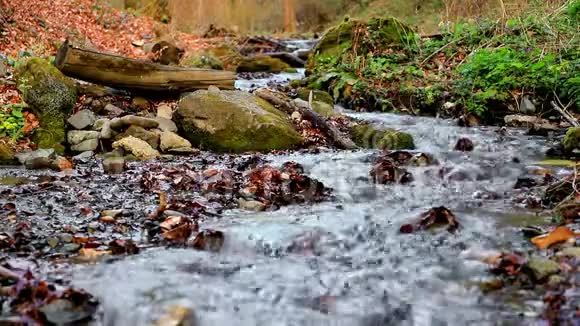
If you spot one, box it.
[0,103,27,140]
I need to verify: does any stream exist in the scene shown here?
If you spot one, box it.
[68,110,560,325]
[1,43,571,325]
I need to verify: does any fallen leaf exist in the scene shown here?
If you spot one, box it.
[531,226,580,249]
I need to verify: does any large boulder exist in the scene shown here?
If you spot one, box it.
[175,90,303,153]
[15,58,76,152]
[308,17,415,73]
[351,124,415,150]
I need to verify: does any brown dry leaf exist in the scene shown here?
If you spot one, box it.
[75,248,111,262]
[531,226,580,250]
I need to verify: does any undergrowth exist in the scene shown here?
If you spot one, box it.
[0,103,26,140]
[307,0,580,121]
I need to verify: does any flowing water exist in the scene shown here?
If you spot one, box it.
[70,110,561,325]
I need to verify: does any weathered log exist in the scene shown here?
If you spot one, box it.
[260,52,305,68]
[254,88,357,150]
[55,40,235,94]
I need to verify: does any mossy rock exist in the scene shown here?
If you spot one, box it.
[15,57,76,152]
[351,124,414,150]
[207,45,243,71]
[308,17,415,73]
[175,90,303,153]
[310,101,335,118]
[237,56,290,73]
[297,89,334,106]
[182,52,223,70]
[563,127,580,152]
[0,143,17,165]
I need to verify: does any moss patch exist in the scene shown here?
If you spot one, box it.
[15,57,76,152]
[297,89,334,106]
[563,127,580,152]
[182,52,223,70]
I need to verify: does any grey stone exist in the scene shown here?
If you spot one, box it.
[207,85,221,95]
[71,138,99,152]
[47,237,59,248]
[15,149,55,164]
[103,103,125,117]
[527,256,560,281]
[62,243,81,253]
[110,115,159,130]
[93,118,110,131]
[59,233,73,243]
[25,157,53,170]
[67,109,96,130]
[559,247,580,258]
[154,117,178,132]
[156,104,173,120]
[160,131,192,153]
[67,130,100,145]
[238,198,266,212]
[72,151,94,161]
[102,156,125,174]
[520,96,536,114]
[100,120,115,139]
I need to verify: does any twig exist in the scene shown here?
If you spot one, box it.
[551,91,578,127]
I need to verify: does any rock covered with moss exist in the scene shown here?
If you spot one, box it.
[296,89,334,106]
[237,56,290,73]
[307,17,415,73]
[175,89,303,153]
[15,57,76,152]
[563,127,580,152]
[182,52,223,70]
[0,143,17,165]
[351,124,415,150]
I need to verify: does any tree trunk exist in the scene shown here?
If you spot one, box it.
[54,41,235,94]
[283,0,297,33]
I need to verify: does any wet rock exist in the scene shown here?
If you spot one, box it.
[175,90,302,153]
[454,138,474,152]
[514,177,538,189]
[102,156,126,174]
[458,113,480,127]
[156,104,173,120]
[15,57,76,151]
[159,131,193,153]
[400,206,460,234]
[59,233,73,243]
[154,117,178,132]
[71,139,99,152]
[238,198,266,212]
[110,115,159,130]
[237,56,290,73]
[409,153,433,166]
[351,124,414,150]
[103,103,124,116]
[562,127,580,152]
[73,151,94,161]
[15,148,55,165]
[47,237,59,248]
[154,305,196,326]
[191,229,225,252]
[0,143,17,165]
[68,109,96,130]
[116,125,160,149]
[67,130,100,145]
[370,156,412,184]
[112,136,159,160]
[526,256,560,281]
[40,298,97,325]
